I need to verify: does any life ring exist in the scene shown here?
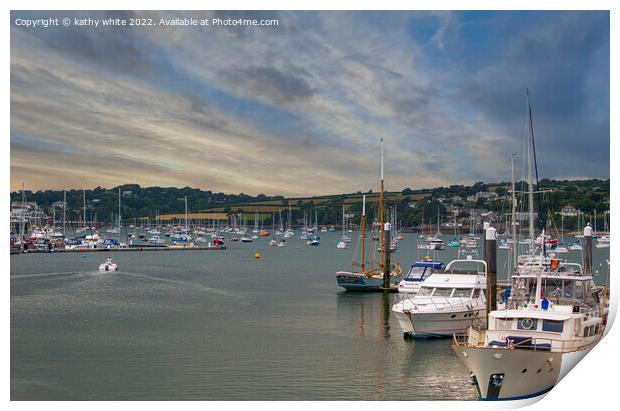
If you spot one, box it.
[520,318,534,330]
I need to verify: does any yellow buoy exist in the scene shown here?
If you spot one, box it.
[254,252,261,259]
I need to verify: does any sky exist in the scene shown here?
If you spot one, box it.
[10,11,610,197]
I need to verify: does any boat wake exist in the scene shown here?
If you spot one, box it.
[116,272,234,296]
[10,271,85,280]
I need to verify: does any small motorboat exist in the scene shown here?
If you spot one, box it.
[99,257,118,272]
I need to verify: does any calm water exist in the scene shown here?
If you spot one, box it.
[10,233,609,400]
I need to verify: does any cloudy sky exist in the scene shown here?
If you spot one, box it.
[10,11,609,196]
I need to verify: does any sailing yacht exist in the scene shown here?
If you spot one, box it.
[336,204,349,249]
[283,205,294,238]
[595,211,610,248]
[170,196,192,245]
[336,139,402,291]
[306,211,320,246]
[252,211,260,233]
[555,214,569,253]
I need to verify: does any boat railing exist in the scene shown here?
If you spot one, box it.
[453,331,602,353]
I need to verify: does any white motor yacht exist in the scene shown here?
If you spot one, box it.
[392,258,487,338]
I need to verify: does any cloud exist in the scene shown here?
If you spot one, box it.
[218,66,315,105]
[10,11,609,196]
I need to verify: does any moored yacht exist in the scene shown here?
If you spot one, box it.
[452,251,605,400]
[336,139,402,291]
[417,237,446,250]
[392,257,487,338]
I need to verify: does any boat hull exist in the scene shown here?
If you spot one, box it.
[402,309,486,338]
[394,310,415,334]
[336,271,401,291]
[452,344,596,400]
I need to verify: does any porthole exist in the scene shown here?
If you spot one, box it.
[522,369,527,373]
[537,369,542,373]
[451,314,456,318]
[520,318,534,329]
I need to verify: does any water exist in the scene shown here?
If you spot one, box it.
[10,233,609,400]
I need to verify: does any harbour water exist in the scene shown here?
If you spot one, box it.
[10,232,609,400]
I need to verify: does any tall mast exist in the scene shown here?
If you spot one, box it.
[83,185,87,231]
[379,138,385,270]
[118,187,121,235]
[361,195,366,273]
[526,90,535,255]
[561,214,564,243]
[342,203,345,238]
[63,190,66,237]
[184,196,188,233]
[511,154,518,272]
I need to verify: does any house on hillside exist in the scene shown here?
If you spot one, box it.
[560,205,579,217]
[474,192,499,201]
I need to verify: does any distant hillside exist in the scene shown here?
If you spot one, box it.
[10,179,610,228]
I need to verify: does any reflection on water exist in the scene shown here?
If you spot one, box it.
[11,232,606,400]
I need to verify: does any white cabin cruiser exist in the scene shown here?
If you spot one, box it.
[452,260,605,400]
[417,237,446,250]
[397,258,443,294]
[392,258,487,338]
[99,257,118,272]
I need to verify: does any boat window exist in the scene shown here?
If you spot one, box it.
[541,320,564,333]
[433,288,454,297]
[416,287,434,296]
[453,288,472,298]
[496,318,513,330]
[472,289,481,299]
[517,318,538,330]
[406,267,427,280]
